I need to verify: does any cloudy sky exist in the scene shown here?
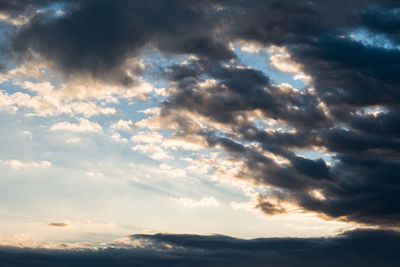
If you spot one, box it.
[0,0,399,266]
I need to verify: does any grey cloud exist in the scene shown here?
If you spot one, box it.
[161,58,400,225]
[165,62,330,129]
[12,0,234,84]
[0,229,399,267]
[154,1,400,226]
[0,0,57,13]
[287,35,400,107]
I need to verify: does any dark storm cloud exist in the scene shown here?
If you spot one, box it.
[2,0,400,226]
[287,35,400,107]
[0,229,399,267]
[0,0,56,13]
[361,6,400,43]
[154,0,400,226]
[226,0,400,45]
[344,108,400,137]
[165,62,330,129]
[12,0,234,82]
[215,120,400,224]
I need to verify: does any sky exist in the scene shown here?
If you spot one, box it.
[0,0,399,266]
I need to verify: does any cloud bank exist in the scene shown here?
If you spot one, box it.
[0,229,399,267]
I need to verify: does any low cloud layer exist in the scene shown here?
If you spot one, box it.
[0,229,399,267]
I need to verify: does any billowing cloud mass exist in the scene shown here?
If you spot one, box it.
[0,0,400,264]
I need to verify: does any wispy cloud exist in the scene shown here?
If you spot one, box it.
[1,159,51,170]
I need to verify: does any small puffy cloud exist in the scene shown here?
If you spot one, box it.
[110,133,128,143]
[171,196,220,208]
[49,118,102,133]
[109,120,133,131]
[1,159,51,170]
[131,144,173,160]
[130,131,164,144]
[163,135,208,151]
[0,90,30,113]
[237,41,264,54]
[58,101,117,118]
[130,131,206,151]
[137,107,161,115]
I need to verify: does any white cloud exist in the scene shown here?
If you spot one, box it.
[131,144,173,160]
[109,120,133,131]
[0,84,117,118]
[0,56,155,118]
[130,131,164,144]
[162,135,207,151]
[1,159,51,170]
[49,118,102,133]
[110,133,128,143]
[0,90,31,113]
[137,107,161,115]
[130,131,206,151]
[237,41,264,54]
